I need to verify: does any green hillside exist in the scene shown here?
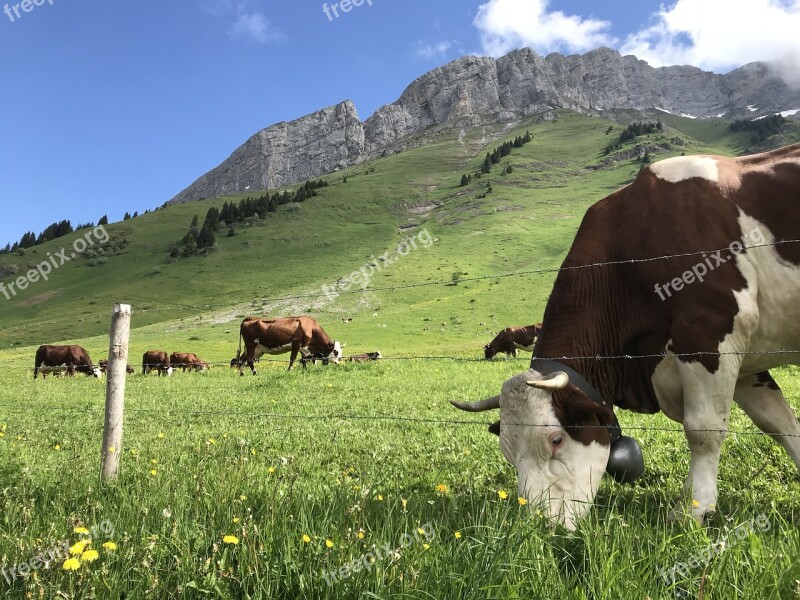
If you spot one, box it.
[0,111,797,361]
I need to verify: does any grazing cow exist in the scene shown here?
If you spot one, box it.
[169,352,208,372]
[348,352,383,362]
[34,344,100,379]
[98,360,135,375]
[141,350,173,376]
[484,324,543,359]
[452,144,800,530]
[237,315,343,375]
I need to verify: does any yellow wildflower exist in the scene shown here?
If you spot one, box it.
[302,534,311,543]
[54,444,61,451]
[454,531,462,539]
[69,540,90,555]
[62,557,81,570]
[233,517,240,524]
[325,539,334,548]
[158,432,165,438]
[208,438,217,445]
[423,543,430,550]
[267,466,275,474]
[73,527,89,535]
[223,535,239,545]
[435,484,448,494]
[376,495,383,502]
[151,458,158,464]
[108,446,115,454]
[102,541,117,551]
[517,497,528,506]
[150,469,157,476]
[692,499,700,508]
[497,490,508,500]
[357,531,365,539]
[81,549,99,562]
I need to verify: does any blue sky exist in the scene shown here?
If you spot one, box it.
[1,0,798,246]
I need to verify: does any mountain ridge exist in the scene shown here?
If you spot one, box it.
[168,46,800,205]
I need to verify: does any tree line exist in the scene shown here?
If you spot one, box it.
[172,179,329,257]
[0,213,135,255]
[604,121,662,155]
[460,131,532,187]
[730,115,787,142]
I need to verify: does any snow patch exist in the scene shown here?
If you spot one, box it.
[747,105,758,112]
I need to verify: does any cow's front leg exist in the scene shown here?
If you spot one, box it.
[670,356,740,523]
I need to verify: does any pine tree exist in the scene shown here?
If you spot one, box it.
[482,154,492,174]
[460,174,469,186]
[98,215,109,226]
[123,212,131,220]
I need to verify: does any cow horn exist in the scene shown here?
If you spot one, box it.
[527,371,569,390]
[449,395,500,412]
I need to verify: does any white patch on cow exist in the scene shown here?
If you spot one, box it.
[92,367,102,378]
[499,371,609,531]
[166,367,173,376]
[514,342,535,352]
[330,340,342,364]
[734,212,800,374]
[255,342,293,357]
[650,155,719,184]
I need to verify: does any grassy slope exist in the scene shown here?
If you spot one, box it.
[1,112,800,598]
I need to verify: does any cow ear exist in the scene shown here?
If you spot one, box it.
[560,386,614,429]
[488,420,500,436]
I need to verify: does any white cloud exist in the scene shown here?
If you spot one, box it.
[620,0,800,73]
[415,40,456,60]
[228,12,286,44]
[202,0,286,44]
[473,0,614,57]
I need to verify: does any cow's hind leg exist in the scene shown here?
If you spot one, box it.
[734,372,800,468]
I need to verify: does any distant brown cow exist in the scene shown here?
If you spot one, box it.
[237,315,343,375]
[98,359,135,374]
[348,352,383,362]
[34,344,100,379]
[142,350,172,376]
[484,324,542,360]
[169,352,208,372]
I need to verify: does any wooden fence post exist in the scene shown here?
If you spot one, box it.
[101,304,131,480]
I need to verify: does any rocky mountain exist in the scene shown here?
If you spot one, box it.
[168,47,800,205]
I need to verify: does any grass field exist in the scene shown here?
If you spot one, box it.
[1,112,800,598]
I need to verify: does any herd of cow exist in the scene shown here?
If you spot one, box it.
[31,315,402,380]
[32,315,539,380]
[28,146,800,532]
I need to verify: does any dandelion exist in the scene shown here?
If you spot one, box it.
[423,543,430,550]
[150,469,157,476]
[102,541,117,551]
[497,490,508,500]
[233,517,240,524]
[208,438,217,445]
[517,497,528,506]
[69,540,90,555]
[302,535,311,543]
[401,498,408,510]
[692,499,700,508]
[251,448,256,456]
[108,446,116,454]
[73,527,89,535]
[62,557,81,570]
[454,531,462,539]
[81,549,99,562]
[376,495,383,502]
[357,531,365,540]
[267,466,275,474]
[158,432,165,439]
[240,495,247,501]
[0,432,4,438]
[417,527,426,535]
[151,458,158,465]
[325,539,334,548]
[223,535,239,545]
[435,484,448,494]
[54,444,61,451]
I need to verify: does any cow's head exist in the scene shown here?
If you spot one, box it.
[321,340,344,365]
[91,366,102,378]
[451,367,644,531]
[483,344,497,360]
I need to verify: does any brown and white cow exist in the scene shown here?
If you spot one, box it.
[169,352,208,372]
[34,344,100,379]
[453,144,800,530]
[98,360,135,375]
[348,351,383,362]
[484,324,542,359]
[141,350,173,376]
[237,315,343,375]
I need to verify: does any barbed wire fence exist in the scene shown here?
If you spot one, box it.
[1,237,800,456]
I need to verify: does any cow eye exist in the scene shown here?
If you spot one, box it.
[552,435,563,447]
